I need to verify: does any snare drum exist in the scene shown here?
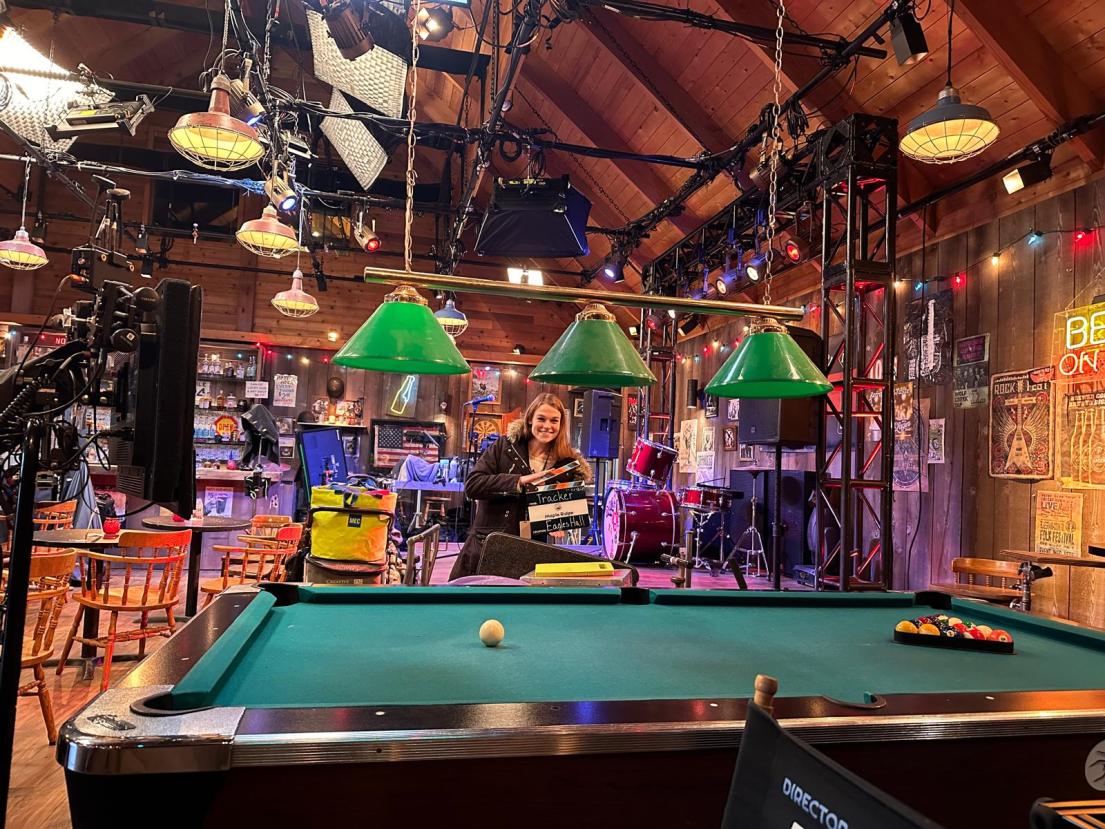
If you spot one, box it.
[626,438,678,485]
[602,488,679,562]
[680,485,732,513]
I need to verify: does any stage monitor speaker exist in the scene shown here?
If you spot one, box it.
[474,176,592,258]
[738,326,824,447]
[768,471,816,576]
[580,389,622,459]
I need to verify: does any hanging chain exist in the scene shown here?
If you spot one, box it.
[219,0,232,71]
[404,0,422,273]
[19,160,31,229]
[762,0,787,307]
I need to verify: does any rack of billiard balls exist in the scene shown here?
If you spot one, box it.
[893,614,1014,654]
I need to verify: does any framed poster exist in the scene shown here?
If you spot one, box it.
[272,373,298,408]
[928,418,945,464]
[989,366,1054,480]
[727,399,740,421]
[723,426,738,451]
[470,365,503,406]
[1033,490,1083,557]
[893,382,928,492]
[904,289,953,383]
[704,394,719,419]
[626,394,639,429]
[678,419,699,467]
[737,443,756,463]
[953,334,990,409]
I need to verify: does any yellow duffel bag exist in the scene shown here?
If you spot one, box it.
[309,485,397,563]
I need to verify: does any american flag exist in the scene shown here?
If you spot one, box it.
[373,424,442,469]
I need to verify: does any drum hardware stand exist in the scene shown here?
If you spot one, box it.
[661,525,697,588]
[735,495,767,578]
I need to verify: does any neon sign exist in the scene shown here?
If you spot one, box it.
[389,375,418,416]
[1056,301,1105,382]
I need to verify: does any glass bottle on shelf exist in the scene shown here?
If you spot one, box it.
[246,355,257,380]
[236,361,245,380]
[226,393,237,410]
[215,389,226,409]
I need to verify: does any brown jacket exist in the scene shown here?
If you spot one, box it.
[448,429,585,579]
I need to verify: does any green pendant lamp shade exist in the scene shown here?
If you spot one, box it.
[530,304,656,388]
[705,319,831,399]
[333,285,471,375]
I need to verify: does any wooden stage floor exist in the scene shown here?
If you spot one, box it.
[7,547,804,827]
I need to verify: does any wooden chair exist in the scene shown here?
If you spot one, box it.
[236,514,293,545]
[930,557,1021,603]
[404,524,441,586]
[2,500,78,557]
[421,497,449,525]
[0,549,75,744]
[201,523,303,606]
[56,529,190,692]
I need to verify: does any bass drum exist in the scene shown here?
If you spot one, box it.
[603,488,679,563]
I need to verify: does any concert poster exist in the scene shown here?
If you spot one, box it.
[892,382,928,492]
[904,290,953,384]
[1033,490,1083,557]
[953,334,990,409]
[989,367,1054,480]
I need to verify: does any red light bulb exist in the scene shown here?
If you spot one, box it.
[784,240,802,262]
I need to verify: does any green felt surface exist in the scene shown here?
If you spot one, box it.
[170,587,1105,710]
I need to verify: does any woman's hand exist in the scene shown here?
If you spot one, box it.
[518,471,546,488]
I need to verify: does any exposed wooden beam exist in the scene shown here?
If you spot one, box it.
[578,10,737,155]
[711,0,933,234]
[954,0,1104,170]
[519,57,703,237]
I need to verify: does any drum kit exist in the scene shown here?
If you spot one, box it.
[601,437,741,567]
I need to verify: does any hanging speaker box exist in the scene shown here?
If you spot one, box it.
[474,176,591,258]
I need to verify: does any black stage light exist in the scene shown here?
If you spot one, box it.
[603,255,625,283]
[30,211,47,245]
[745,252,766,282]
[415,7,455,42]
[135,224,149,254]
[323,0,374,59]
[890,9,929,66]
[46,95,153,140]
[1003,154,1052,195]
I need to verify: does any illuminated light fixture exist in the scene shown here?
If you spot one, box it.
[530,304,657,388]
[603,255,625,283]
[353,215,381,252]
[667,309,677,319]
[715,272,733,295]
[1075,229,1090,243]
[139,253,154,279]
[991,251,1001,266]
[236,205,300,258]
[264,169,299,212]
[433,298,469,340]
[1028,230,1044,246]
[745,252,766,282]
[889,9,929,66]
[334,285,471,375]
[0,160,47,271]
[271,268,320,318]
[1002,154,1052,195]
[415,7,455,42]
[628,325,639,337]
[168,73,265,171]
[227,76,266,126]
[46,95,154,141]
[135,224,149,254]
[953,272,965,288]
[901,84,999,164]
[512,344,525,355]
[507,267,543,285]
[705,318,832,399]
[783,238,807,263]
[327,330,339,342]
[645,311,663,332]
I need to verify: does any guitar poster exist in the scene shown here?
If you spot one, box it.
[989,367,1054,480]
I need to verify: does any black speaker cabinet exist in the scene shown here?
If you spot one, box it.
[580,389,622,459]
[728,469,816,576]
[737,326,824,447]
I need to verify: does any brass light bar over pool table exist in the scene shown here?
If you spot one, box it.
[58,585,1105,827]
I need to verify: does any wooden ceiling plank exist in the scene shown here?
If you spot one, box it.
[955,0,1105,168]
[579,9,737,154]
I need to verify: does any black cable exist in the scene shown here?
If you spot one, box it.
[904,204,927,588]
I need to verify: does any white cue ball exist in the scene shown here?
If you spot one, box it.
[479,619,505,647]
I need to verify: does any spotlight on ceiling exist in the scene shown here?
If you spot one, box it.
[321,0,375,59]
[140,253,154,279]
[628,325,639,337]
[1002,153,1053,195]
[265,169,299,212]
[745,252,766,282]
[677,314,703,337]
[46,95,154,141]
[603,255,625,283]
[645,311,663,332]
[889,9,928,66]
[415,7,455,42]
[512,344,525,355]
[135,224,149,254]
[783,238,808,263]
[227,74,266,126]
[30,212,47,245]
[354,216,381,252]
[507,267,543,285]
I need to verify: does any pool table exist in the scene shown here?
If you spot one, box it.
[58,585,1105,828]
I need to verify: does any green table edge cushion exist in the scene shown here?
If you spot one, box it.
[292,585,628,605]
[170,589,278,710]
[948,597,1105,650]
[651,590,923,608]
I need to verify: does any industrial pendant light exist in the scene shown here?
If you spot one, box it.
[237,205,300,258]
[271,269,319,318]
[705,319,831,399]
[433,297,469,339]
[0,160,48,271]
[900,0,998,164]
[168,73,265,171]
[334,285,471,375]
[530,304,656,388]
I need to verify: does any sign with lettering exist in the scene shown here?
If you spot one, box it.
[1034,490,1083,557]
[524,482,590,536]
[1055,301,1105,382]
[989,366,1054,480]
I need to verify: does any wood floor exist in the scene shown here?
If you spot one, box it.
[6,549,801,828]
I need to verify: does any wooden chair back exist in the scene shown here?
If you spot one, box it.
[405,524,441,586]
[214,524,303,591]
[33,501,78,532]
[24,549,76,660]
[952,556,1021,587]
[247,514,293,539]
[74,529,190,611]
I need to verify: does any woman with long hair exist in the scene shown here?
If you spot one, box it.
[449,393,592,579]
